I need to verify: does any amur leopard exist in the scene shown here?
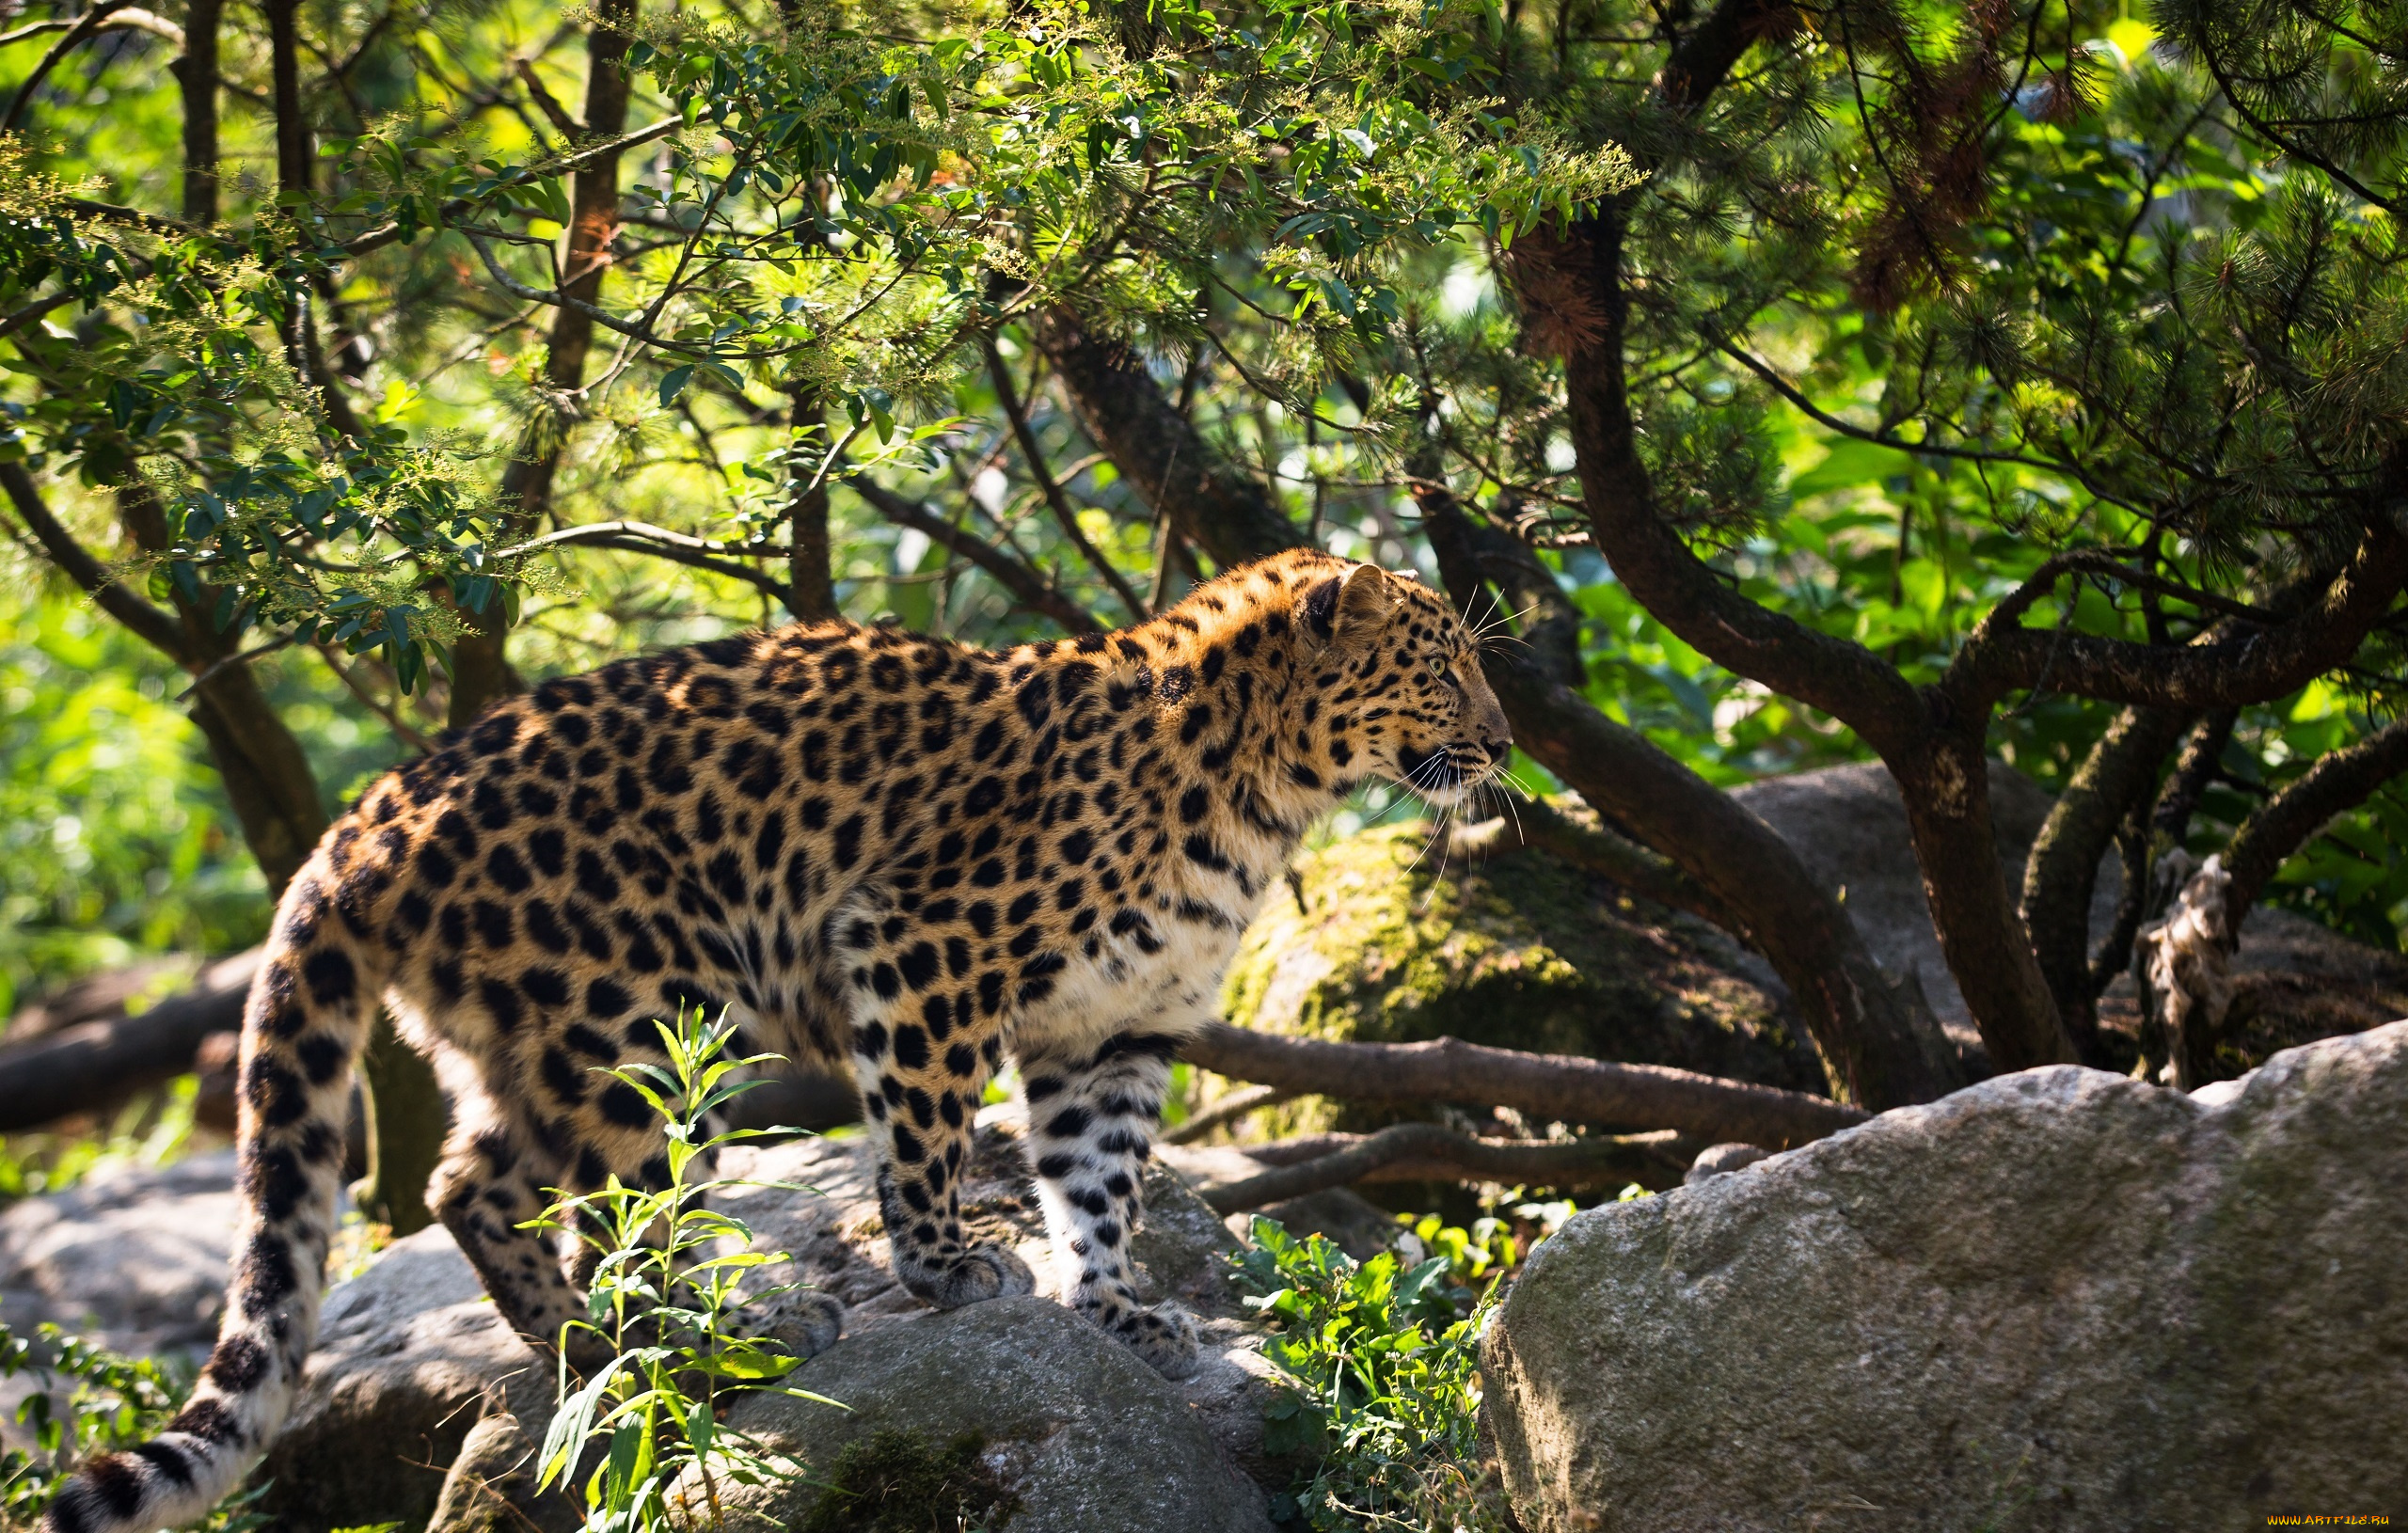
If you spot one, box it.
[46,546,1513,1533]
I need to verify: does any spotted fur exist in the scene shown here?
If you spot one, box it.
[42,548,1511,1533]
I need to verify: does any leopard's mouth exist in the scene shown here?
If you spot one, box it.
[1397,742,1499,803]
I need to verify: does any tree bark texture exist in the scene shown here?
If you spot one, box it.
[1196,1123,1699,1212]
[451,0,638,727]
[2224,716,2408,922]
[0,951,258,1132]
[175,0,221,223]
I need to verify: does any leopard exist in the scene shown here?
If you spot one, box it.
[43,545,1513,1533]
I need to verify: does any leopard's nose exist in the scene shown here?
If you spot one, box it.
[1483,735,1513,766]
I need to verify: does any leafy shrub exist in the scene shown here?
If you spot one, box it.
[1229,1217,1509,1533]
[531,1004,839,1530]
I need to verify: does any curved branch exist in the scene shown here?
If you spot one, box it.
[497,519,799,602]
[1962,519,2408,711]
[1197,1123,1698,1213]
[341,116,681,257]
[2224,715,2408,921]
[848,478,1104,634]
[0,462,191,662]
[2019,704,2192,1058]
[1181,1021,1866,1150]
[3,0,132,133]
[0,8,182,48]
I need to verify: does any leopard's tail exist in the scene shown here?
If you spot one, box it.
[42,860,384,1533]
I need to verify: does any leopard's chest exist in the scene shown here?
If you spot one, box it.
[1017,872,1269,1056]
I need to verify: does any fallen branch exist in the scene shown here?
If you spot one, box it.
[0,950,261,1132]
[1182,1022,1865,1150]
[1198,1123,1698,1212]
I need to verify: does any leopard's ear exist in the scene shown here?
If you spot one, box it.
[1307,563,1397,648]
[1337,562,1399,628]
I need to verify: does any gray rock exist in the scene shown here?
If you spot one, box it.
[1681,1142,1769,1184]
[1481,1021,2408,1531]
[260,1223,560,1528]
[705,1297,1274,1533]
[245,1119,1280,1527]
[0,1149,240,1363]
[0,1149,244,1453]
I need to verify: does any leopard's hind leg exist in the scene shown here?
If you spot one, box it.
[426,1088,598,1365]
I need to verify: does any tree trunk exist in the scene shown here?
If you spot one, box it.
[1891,727,2079,1071]
[175,0,221,224]
[785,387,838,622]
[450,0,638,727]
[1034,305,1302,568]
[2019,705,2191,1061]
[358,1015,444,1233]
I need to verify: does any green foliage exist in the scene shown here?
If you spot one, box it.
[1230,1216,1506,1533]
[0,595,263,1013]
[794,1429,1018,1533]
[0,1317,266,1530]
[531,1003,837,1531]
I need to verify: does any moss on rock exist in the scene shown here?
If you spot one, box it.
[1217,823,1825,1136]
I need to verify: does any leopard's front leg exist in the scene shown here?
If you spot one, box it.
[846,965,1034,1310]
[1016,1029,1199,1379]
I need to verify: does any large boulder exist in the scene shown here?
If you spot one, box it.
[1481,1020,2408,1530]
[1218,820,1823,1136]
[247,1114,1279,1529]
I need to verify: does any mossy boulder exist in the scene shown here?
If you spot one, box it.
[1217,823,1825,1136]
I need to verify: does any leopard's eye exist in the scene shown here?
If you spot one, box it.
[1428,656,1450,680]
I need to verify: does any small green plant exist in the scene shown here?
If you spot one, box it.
[1229,1217,1509,1533]
[531,1004,841,1530]
[0,1317,267,1530]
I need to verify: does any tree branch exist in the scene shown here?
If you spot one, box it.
[1180,1021,1866,1150]
[1196,1123,1698,1212]
[848,478,1104,634]
[2,0,133,133]
[2223,715,2408,922]
[1961,520,2408,711]
[0,463,192,661]
[2019,704,2191,1059]
[1033,304,1302,568]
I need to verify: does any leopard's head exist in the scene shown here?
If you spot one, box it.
[1299,561,1513,807]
